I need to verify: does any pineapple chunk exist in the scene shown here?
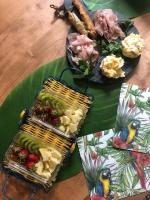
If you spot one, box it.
[65,109,74,117]
[58,125,66,132]
[74,109,83,117]
[35,161,51,179]
[69,123,78,133]
[39,148,52,161]
[60,116,70,125]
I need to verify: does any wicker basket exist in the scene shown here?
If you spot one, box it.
[31,78,92,138]
[3,121,72,190]
[3,77,92,189]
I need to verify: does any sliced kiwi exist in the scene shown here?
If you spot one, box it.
[37,91,66,115]
[17,132,47,154]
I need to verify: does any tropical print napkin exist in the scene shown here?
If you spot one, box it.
[113,83,150,154]
[77,129,150,200]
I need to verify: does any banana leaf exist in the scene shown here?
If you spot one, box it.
[82,0,150,18]
[0,57,121,181]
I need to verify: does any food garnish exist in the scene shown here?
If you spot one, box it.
[97,39,121,56]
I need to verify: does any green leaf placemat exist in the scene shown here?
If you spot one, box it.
[0,57,121,181]
[82,0,150,18]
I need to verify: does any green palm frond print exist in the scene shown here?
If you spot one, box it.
[77,129,150,200]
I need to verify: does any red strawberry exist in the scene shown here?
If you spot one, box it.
[51,117,59,126]
[47,107,52,115]
[25,161,35,170]
[28,153,39,163]
[13,147,21,158]
[18,149,29,160]
[35,107,42,115]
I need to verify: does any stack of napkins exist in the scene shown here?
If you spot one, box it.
[77,83,150,199]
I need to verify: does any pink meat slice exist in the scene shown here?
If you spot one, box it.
[68,33,99,64]
[94,9,125,41]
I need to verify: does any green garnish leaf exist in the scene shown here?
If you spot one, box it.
[119,19,134,33]
[98,38,122,56]
[78,60,93,76]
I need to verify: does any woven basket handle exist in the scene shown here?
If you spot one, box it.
[58,67,89,94]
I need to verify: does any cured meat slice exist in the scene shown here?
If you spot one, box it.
[68,33,99,64]
[94,9,125,41]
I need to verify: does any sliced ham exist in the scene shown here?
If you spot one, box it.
[94,9,125,41]
[68,33,99,64]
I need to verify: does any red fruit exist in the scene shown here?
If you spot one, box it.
[51,110,58,117]
[18,149,29,159]
[25,161,35,169]
[35,107,42,115]
[13,147,21,158]
[91,152,98,160]
[47,107,52,115]
[51,118,59,126]
[28,153,39,163]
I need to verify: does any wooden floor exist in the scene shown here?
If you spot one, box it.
[0,0,150,199]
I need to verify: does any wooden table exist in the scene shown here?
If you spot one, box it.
[0,0,150,199]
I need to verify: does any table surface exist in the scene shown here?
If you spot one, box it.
[0,0,150,199]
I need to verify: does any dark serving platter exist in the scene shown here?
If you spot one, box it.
[65,0,140,85]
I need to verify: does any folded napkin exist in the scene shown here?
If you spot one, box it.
[77,129,150,199]
[113,83,150,154]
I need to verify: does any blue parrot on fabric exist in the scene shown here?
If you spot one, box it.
[95,168,111,198]
[120,121,140,145]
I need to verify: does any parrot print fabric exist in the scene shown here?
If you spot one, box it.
[113,83,150,154]
[77,129,150,200]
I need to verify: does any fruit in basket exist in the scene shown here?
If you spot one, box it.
[18,133,46,154]
[69,123,78,133]
[59,108,84,134]
[39,147,62,162]
[28,153,39,163]
[35,161,51,178]
[18,149,29,160]
[32,104,61,127]
[58,125,66,132]
[15,146,40,169]
[37,91,66,115]
[34,107,42,115]
[25,160,35,170]
[51,117,60,127]
[34,147,63,178]
[46,107,52,115]
[60,116,70,125]
[51,110,58,117]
